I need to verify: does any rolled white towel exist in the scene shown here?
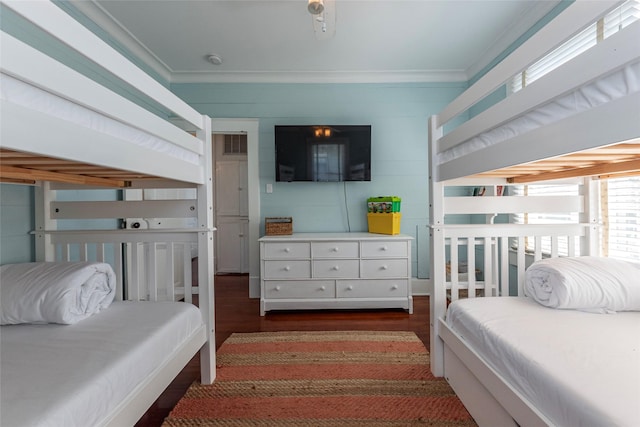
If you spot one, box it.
[525,256,640,314]
[1,262,116,324]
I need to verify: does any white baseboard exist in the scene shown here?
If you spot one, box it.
[249,275,260,298]
[411,278,431,296]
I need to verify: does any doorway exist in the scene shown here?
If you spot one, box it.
[211,119,260,298]
[214,134,248,274]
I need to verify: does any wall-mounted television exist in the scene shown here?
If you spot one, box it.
[275,125,371,182]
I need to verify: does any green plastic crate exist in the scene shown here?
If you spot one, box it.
[367,196,401,213]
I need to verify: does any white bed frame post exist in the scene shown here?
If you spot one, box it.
[34,182,56,261]
[195,115,216,384]
[582,177,601,256]
[428,114,446,377]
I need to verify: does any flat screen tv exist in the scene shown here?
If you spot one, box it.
[275,125,371,182]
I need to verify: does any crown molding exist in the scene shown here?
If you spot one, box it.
[69,1,487,85]
[169,70,469,84]
[70,0,173,83]
[465,1,560,79]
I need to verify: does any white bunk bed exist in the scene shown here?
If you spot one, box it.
[428,1,640,426]
[0,1,215,426]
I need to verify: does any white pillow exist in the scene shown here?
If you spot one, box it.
[525,256,640,314]
[1,262,116,325]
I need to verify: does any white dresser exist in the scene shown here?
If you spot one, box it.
[259,232,413,315]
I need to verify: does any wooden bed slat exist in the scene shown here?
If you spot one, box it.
[508,158,640,183]
[0,148,173,187]
[0,164,128,188]
[474,139,640,182]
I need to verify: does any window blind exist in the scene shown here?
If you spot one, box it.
[603,177,640,262]
[511,0,640,93]
[507,0,640,261]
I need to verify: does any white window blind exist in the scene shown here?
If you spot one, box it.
[514,179,640,260]
[602,177,640,262]
[511,0,640,93]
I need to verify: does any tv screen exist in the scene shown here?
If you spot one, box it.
[275,125,371,182]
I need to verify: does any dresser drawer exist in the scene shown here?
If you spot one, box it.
[259,233,413,315]
[361,240,408,258]
[313,260,359,278]
[361,259,408,278]
[337,279,409,298]
[263,242,310,259]
[312,241,359,258]
[264,280,335,299]
[263,260,311,279]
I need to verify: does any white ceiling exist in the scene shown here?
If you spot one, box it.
[72,0,561,84]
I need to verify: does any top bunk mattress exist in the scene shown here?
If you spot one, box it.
[437,60,640,167]
[446,297,640,427]
[0,73,200,166]
[0,300,204,427]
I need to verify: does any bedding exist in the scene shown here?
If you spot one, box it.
[437,60,640,166]
[446,297,640,427]
[0,300,205,427]
[525,256,640,313]
[0,261,116,325]
[0,74,200,165]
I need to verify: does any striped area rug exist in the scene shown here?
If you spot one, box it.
[162,331,477,426]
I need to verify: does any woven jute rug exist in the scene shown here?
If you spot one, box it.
[162,331,477,426]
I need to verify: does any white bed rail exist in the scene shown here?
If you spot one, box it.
[429,1,639,182]
[1,0,202,130]
[43,229,198,303]
[430,223,591,376]
[437,1,625,128]
[0,0,210,184]
[2,0,216,387]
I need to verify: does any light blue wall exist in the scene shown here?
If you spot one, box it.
[0,184,35,264]
[172,82,466,278]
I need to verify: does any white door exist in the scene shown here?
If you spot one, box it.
[216,161,248,217]
[214,136,249,274]
[216,217,249,273]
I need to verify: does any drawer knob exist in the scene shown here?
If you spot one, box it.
[381,265,388,270]
[320,286,326,291]
[347,285,354,291]
[275,286,281,291]
[333,265,340,271]
[381,245,388,251]
[332,247,339,252]
[284,266,291,271]
[391,285,398,290]
[284,247,291,253]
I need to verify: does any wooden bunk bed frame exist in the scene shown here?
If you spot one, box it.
[428,1,639,426]
[1,1,215,425]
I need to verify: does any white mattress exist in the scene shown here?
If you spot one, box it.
[0,301,204,427]
[446,297,640,427]
[0,73,200,165]
[437,60,640,165]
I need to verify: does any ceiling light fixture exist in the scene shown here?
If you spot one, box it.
[307,0,324,15]
[307,0,335,40]
[206,54,223,65]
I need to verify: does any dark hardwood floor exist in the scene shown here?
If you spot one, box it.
[135,274,430,426]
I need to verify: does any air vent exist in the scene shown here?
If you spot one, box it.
[224,135,247,154]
